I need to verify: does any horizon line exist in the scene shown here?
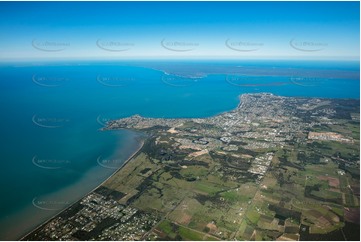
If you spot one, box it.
[0,57,360,63]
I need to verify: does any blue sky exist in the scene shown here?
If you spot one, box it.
[0,1,359,61]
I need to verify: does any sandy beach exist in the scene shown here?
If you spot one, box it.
[19,138,145,240]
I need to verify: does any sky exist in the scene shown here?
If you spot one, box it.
[0,1,359,61]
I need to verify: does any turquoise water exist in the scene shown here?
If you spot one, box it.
[0,60,359,239]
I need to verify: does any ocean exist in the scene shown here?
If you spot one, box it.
[0,60,359,239]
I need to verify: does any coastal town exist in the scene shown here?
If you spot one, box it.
[24,93,359,241]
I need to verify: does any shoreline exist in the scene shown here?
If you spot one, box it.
[20,138,145,241]
[17,93,359,239]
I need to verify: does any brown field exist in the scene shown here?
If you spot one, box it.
[206,222,218,233]
[318,175,340,188]
[179,213,192,225]
[344,207,360,224]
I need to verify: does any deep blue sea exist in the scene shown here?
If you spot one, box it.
[0,60,359,239]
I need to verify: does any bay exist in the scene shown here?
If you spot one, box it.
[0,60,359,239]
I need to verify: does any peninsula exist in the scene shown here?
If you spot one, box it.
[24,93,360,241]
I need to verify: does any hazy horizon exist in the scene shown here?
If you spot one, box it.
[0,1,359,61]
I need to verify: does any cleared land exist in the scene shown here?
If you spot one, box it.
[23,93,360,241]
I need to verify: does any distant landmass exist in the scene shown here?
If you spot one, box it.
[139,61,360,80]
[24,93,360,241]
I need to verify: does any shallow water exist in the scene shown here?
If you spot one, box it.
[0,60,359,239]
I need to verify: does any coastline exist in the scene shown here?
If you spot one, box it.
[18,93,359,239]
[20,138,145,241]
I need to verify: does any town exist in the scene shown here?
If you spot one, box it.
[24,93,359,241]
